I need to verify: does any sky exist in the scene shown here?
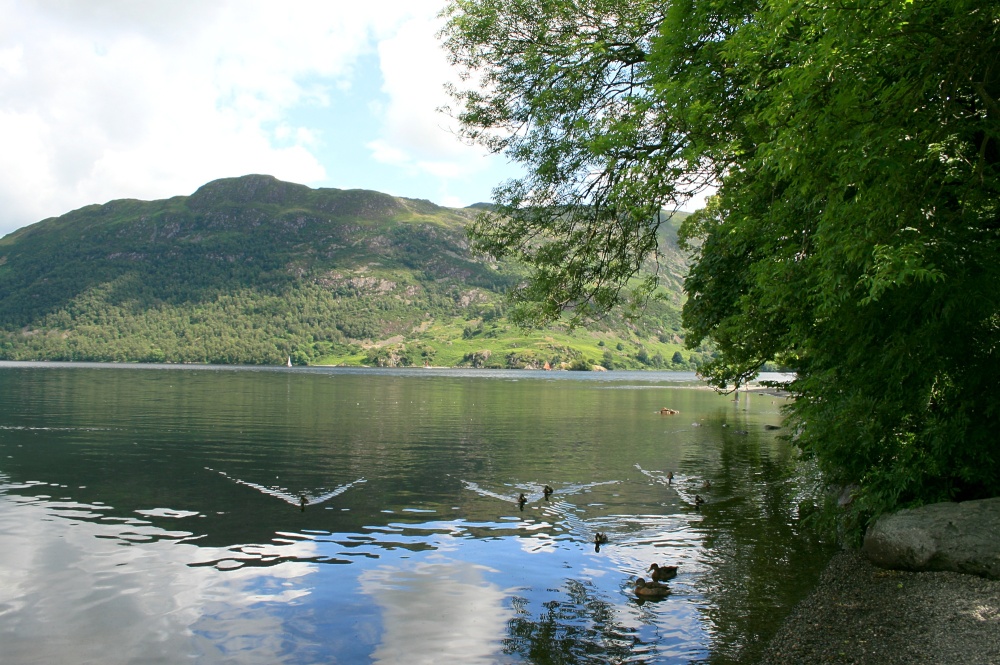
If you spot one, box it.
[0,1,708,240]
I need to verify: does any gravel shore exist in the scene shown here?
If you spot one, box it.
[757,550,1000,664]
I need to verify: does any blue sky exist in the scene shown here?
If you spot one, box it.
[0,1,706,239]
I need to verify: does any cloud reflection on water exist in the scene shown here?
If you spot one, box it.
[0,489,319,665]
[358,558,513,665]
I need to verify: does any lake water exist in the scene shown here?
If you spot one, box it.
[0,363,833,664]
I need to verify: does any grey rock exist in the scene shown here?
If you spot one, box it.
[863,497,1000,579]
[837,483,859,507]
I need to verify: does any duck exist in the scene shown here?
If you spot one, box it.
[647,563,678,582]
[659,407,679,415]
[517,493,527,510]
[543,485,553,499]
[299,495,308,512]
[594,532,609,545]
[634,578,671,598]
[702,479,712,489]
[694,494,705,508]
[666,471,674,485]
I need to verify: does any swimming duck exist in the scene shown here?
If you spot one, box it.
[594,532,609,545]
[694,494,705,508]
[647,563,678,582]
[299,495,308,512]
[543,485,554,499]
[702,479,712,489]
[517,493,527,510]
[666,471,674,485]
[634,578,671,598]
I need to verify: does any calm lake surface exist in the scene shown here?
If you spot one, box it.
[0,363,834,664]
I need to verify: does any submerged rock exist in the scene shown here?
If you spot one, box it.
[863,497,1000,579]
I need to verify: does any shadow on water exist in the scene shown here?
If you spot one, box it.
[680,402,834,665]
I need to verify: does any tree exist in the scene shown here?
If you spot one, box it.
[678,0,1000,527]
[442,0,1000,528]
[440,0,709,325]
[636,347,650,365]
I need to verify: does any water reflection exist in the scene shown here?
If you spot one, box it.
[505,580,636,664]
[0,366,830,664]
[209,467,367,509]
[0,486,317,665]
[361,559,512,664]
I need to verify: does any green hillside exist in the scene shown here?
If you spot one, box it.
[0,175,707,368]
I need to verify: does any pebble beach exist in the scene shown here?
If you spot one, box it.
[757,550,1000,664]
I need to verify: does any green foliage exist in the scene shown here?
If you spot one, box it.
[440,0,697,326]
[679,0,1000,526]
[442,0,1000,527]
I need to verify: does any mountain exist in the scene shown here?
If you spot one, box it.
[0,175,705,368]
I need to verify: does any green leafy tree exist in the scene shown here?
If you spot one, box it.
[678,0,1000,526]
[635,347,650,365]
[442,0,1000,526]
[441,0,702,325]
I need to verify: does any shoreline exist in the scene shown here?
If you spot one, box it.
[757,549,1000,664]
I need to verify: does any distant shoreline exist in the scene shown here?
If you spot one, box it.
[0,360,796,397]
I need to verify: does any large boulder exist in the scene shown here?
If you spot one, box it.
[863,497,1000,579]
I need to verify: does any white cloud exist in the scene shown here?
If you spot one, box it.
[0,0,517,237]
[367,138,414,168]
[0,45,24,75]
[368,7,495,180]
[376,12,463,156]
[677,184,718,213]
[416,160,467,179]
[0,0,444,236]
